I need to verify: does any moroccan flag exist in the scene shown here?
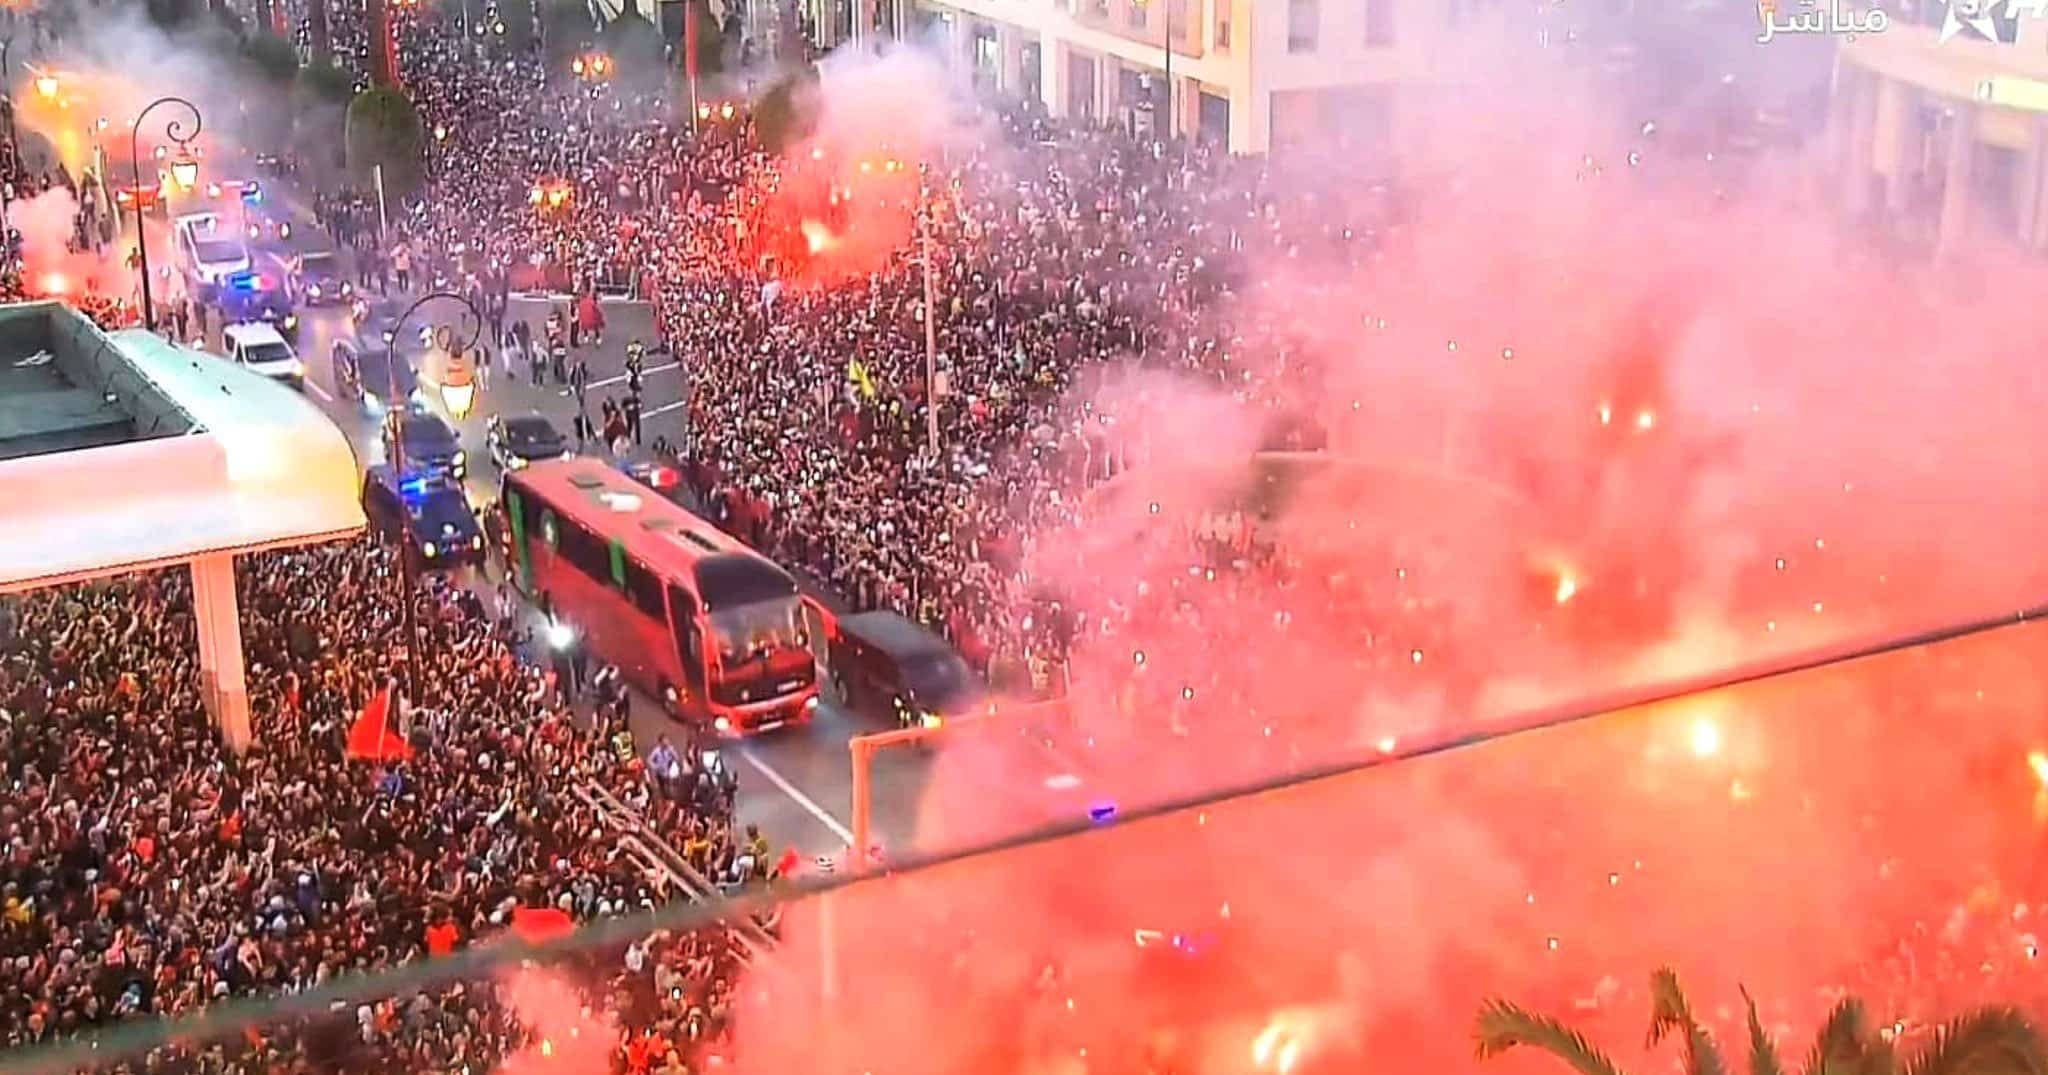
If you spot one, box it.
[684,1,699,86]
[345,686,411,762]
[511,906,576,944]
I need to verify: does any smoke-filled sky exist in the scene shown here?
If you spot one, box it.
[714,20,2048,1075]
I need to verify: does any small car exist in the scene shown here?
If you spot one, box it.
[333,336,420,414]
[220,321,305,388]
[487,412,571,470]
[381,403,466,480]
[291,249,353,306]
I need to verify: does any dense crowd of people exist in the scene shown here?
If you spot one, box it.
[367,5,1382,699]
[0,540,762,1070]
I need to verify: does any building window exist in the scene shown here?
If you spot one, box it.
[1128,0,1147,29]
[1366,0,1394,43]
[1288,0,1320,51]
[1215,0,1230,47]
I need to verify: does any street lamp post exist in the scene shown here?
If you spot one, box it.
[129,96,201,334]
[918,167,940,457]
[385,291,485,703]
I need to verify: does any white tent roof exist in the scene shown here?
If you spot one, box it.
[0,329,364,592]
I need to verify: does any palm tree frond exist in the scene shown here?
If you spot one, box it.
[1475,998,1630,1075]
[1650,967,1693,1048]
[1901,1007,2048,1075]
[1741,986,1785,1075]
[1804,998,1871,1075]
[1689,1026,1732,1075]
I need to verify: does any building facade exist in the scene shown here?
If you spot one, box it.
[859,0,1442,154]
[1832,5,2048,254]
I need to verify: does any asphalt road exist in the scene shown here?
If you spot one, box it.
[153,199,1090,870]
[260,274,935,865]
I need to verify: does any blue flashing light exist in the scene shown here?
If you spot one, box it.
[1087,802,1117,824]
[398,474,434,501]
[229,271,264,292]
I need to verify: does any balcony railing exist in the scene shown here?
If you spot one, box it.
[1070,0,1207,59]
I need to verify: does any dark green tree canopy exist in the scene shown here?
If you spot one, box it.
[345,86,426,199]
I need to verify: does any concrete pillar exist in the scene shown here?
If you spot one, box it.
[998,26,1024,96]
[1041,38,1069,119]
[191,552,251,754]
[949,10,972,77]
[2021,117,2048,251]
[1227,85,1270,154]
[1938,104,1977,260]
[1834,65,1875,215]
[854,0,877,44]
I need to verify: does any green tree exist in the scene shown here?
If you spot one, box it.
[1476,967,2048,1075]
[494,0,536,48]
[752,64,820,154]
[294,62,357,172]
[541,0,595,65]
[243,31,300,83]
[144,0,198,29]
[345,86,424,199]
[597,8,664,81]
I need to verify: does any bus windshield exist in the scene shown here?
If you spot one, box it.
[707,598,805,666]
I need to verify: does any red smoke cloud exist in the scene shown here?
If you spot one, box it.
[716,42,2048,1075]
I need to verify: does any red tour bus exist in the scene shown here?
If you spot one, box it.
[502,459,822,732]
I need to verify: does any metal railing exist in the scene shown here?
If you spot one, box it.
[574,781,779,959]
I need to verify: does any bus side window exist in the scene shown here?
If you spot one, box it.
[668,584,704,691]
[624,558,664,618]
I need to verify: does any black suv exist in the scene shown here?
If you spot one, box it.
[361,465,484,570]
[381,403,466,480]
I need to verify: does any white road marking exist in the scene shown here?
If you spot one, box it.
[558,360,681,395]
[304,377,334,402]
[644,397,690,418]
[738,745,856,844]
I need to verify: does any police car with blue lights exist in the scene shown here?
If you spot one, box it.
[361,466,484,570]
[217,269,299,341]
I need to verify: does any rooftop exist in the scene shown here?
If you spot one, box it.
[0,303,365,592]
[0,302,195,462]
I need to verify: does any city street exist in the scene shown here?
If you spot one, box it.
[260,258,946,864]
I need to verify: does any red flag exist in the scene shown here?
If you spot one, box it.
[511,906,576,944]
[776,847,802,877]
[345,686,412,762]
[684,2,699,89]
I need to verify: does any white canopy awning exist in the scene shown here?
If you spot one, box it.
[0,328,364,592]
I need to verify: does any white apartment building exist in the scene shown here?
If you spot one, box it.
[819,0,1448,153]
[1831,1,2048,254]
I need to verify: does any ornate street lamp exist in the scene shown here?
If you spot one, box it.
[129,96,200,333]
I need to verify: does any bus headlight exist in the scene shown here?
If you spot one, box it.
[422,542,438,558]
[308,285,322,299]
[805,696,821,711]
[471,534,483,550]
[452,450,467,469]
[714,716,732,733]
[283,315,298,331]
